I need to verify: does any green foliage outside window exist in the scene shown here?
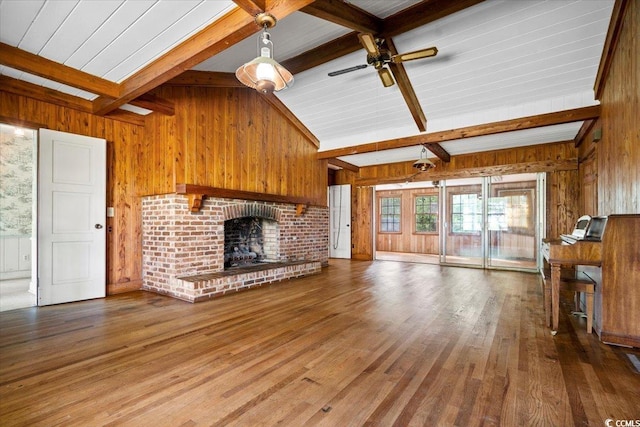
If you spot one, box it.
[415,195,438,232]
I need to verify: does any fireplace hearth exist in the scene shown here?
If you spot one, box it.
[142,195,328,302]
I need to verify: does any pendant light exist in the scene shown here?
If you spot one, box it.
[235,13,293,94]
[413,146,436,171]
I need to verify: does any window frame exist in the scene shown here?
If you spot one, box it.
[378,195,402,234]
[413,193,439,235]
[449,192,482,236]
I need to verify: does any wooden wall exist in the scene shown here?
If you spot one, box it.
[375,188,440,254]
[0,92,146,294]
[0,85,326,295]
[146,86,327,206]
[596,0,639,215]
[336,142,580,256]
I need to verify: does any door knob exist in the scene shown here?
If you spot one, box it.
[95,224,103,229]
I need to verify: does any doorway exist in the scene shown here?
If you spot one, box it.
[375,173,543,272]
[0,124,37,311]
[329,184,351,259]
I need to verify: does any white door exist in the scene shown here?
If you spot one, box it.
[329,184,351,259]
[38,129,106,305]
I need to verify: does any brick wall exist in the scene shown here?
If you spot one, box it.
[142,194,328,301]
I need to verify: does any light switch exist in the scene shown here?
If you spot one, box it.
[107,207,115,217]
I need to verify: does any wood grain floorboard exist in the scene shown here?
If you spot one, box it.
[1,260,639,426]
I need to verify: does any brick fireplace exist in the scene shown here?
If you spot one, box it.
[141,194,328,302]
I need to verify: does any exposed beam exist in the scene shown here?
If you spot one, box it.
[386,37,427,132]
[574,119,596,147]
[260,92,319,148]
[423,143,451,163]
[0,75,146,126]
[594,0,629,99]
[104,110,146,127]
[301,0,382,34]
[282,0,481,77]
[233,0,265,16]
[164,71,245,87]
[0,42,120,98]
[93,1,316,116]
[327,158,359,172]
[0,75,94,113]
[317,105,601,159]
[281,32,362,75]
[356,158,578,186]
[130,93,175,116]
[382,0,486,38]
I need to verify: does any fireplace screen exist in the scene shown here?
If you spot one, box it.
[224,217,277,268]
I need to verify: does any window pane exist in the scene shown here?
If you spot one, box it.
[415,195,438,233]
[380,197,401,232]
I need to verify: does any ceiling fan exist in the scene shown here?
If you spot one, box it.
[328,33,438,87]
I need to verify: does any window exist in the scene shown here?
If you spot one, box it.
[415,195,438,233]
[451,193,482,233]
[380,196,401,232]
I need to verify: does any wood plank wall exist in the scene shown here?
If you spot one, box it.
[0,86,327,295]
[595,0,639,215]
[146,86,327,206]
[335,142,580,255]
[0,92,145,294]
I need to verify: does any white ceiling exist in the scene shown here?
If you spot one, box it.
[0,0,615,168]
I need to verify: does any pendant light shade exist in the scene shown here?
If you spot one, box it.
[413,146,436,171]
[236,14,293,94]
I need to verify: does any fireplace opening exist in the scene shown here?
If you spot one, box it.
[224,216,277,269]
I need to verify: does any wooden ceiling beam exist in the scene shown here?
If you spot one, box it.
[164,71,245,87]
[317,105,601,159]
[356,158,578,186]
[92,1,316,116]
[385,37,427,132]
[0,75,146,126]
[382,0,485,38]
[301,0,382,34]
[130,93,175,116]
[0,75,94,113]
[232,0,265,16]
[423,143,451,163]
[281,32,362,75]
[327,158,359,172]
[0,42,120,98]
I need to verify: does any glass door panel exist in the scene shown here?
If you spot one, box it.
[441,178,483,266]
[486,174,538,270]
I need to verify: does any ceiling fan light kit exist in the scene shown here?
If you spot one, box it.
[328,32,438,88]
[236,13,293,94]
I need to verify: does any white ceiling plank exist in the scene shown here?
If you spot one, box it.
[0,0,45,46]
[39,0,125,64]
[16,0,79,54]
[103,1,236,82]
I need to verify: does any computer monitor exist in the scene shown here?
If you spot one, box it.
[584,216,607,241]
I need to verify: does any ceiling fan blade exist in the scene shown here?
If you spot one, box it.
[378,68,395,87]
[392,46,438,63]
[328,64,368,77]
[358,33,380,57]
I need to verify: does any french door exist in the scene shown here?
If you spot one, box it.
[440,173,542,271]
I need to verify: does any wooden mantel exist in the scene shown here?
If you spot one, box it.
[175,184,318,214]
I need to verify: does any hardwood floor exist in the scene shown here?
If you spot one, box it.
[1,260,638,426]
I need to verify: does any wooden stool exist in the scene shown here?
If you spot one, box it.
[541,269,596,333]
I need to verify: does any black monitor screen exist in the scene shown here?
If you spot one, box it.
[585,217,607,240]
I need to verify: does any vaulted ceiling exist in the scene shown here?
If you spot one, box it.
[0,0,614,170]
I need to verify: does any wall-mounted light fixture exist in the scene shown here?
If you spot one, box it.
[413,146,436,171]
[235,13,293,94]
